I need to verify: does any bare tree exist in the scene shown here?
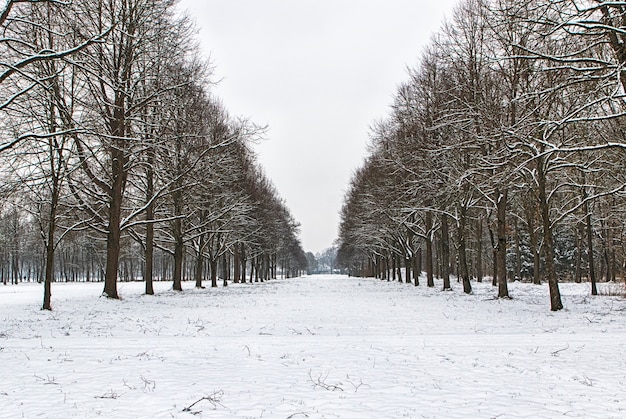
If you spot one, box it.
[0,0,109,153]
[68,0,186,298]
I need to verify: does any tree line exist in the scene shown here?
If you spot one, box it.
[336,0,626,310]
[0,0,307,310]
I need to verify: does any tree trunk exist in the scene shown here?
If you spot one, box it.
[405,255,411,285]
[210,258,218,288]
[384,256,389,281]
[396,254,403,282]
[42,171,59,310]
[414,248,421,286]
[575,223,583,283]
[233,244,240,284]
[426,212,434,287]
[488,217,497,287]
[441,213,451,290]
[496,188,509,298]
[222,253,228,287]
[476,215,483,283]
[42,70,63,308]
[434,234,440,279]
[583,189,597,295]
[144,145,155,295]
[457,208,472,294]
[241,245,247,283]
[375,254,380,279]
[537,158,562,311]
[103,101,129,299]
[194,235,205,288]
[514,218,521,281]
[42,225,55,310]
[528,209,542,285]
[104,154,123,299]
[173,222,184,291]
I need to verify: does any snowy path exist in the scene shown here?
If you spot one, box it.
[1,276,625,418]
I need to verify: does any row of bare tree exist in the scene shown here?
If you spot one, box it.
[0,0,307,309]
[336,0,626,310]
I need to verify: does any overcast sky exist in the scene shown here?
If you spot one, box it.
[176,0,459,254]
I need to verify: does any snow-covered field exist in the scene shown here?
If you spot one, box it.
[1,275,625,418]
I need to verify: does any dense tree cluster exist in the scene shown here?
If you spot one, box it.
[336,0,626,310]
[0,0,306,309]
[305,247,337,275]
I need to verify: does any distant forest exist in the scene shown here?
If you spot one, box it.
[337,0,626,310]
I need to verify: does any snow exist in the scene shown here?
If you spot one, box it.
[1,276,625,418]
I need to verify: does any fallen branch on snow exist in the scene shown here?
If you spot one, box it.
[182,390,226,413]
[96,389,123,399]
[345,375,371,393]
[308,370,343,391]
[551,344,570,357]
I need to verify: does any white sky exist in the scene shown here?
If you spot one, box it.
[177,0,459,254]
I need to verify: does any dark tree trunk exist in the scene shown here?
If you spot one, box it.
[144,146,155,295]
[405,256,411,285]
[441,213,451,290]
[233,244,240,284]
[104,151,123,299]
[43,226,55,311]
[583,191,597,295]
[524,195,542,285]
[533,251,541,285]
[241,245,247,283]
[514,218,521,282]
[384,256,390,281]
[375,254,380,279]
[434,234,440,279]
[42,74,62,309]
[103,99,128,299]
[476,215,483,283]
[210,258,218,288]
[194,235,205,289]
[104,214,121,298]
[263,254,269,281]
[222,253,228,287]
[413,248,421,286]
[575,223,583,283]
[457,208,472,294]
[426,212,434,287]
[496,188,509,298]
[488,218,497,287]
[537,158,562,311]
[43,172,59,309]
[530,225,542,285]
[173,222,184,292]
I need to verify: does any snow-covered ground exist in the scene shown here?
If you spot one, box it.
[1,275,625,418]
